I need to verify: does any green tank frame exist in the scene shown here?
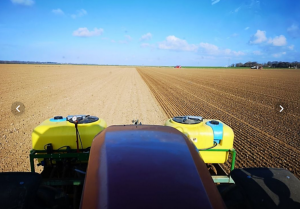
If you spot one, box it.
[30,149,89,186]
[29,148,236,185]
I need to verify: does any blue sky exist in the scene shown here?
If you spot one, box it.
[0,0,299,66]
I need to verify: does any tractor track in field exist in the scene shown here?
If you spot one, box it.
[137,67,300,178]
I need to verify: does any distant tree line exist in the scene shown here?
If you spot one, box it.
[0,60,58,64]
[231,61,300,68]
[0,60,99,65]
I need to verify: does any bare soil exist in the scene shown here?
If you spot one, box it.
[2,64,300,178]
[137,67,300,178]
[0,64,167,172]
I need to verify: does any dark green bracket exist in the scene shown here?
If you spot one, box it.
[198,148,236,184]
[42,179,84,186]
[29,149,90,173]
[198,148,236,171]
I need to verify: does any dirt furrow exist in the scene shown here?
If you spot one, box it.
[137,67,300,178]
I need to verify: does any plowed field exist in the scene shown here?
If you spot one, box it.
[0,64,166,172]
[137,67,300,178]
[1,64,300,178]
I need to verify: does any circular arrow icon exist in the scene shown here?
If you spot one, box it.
[11,102,25,116]
[275,102,288,115]
[279,105,284,112]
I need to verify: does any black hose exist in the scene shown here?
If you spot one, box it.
[198,142,218,151]
[57,146,69,150]
[77,130,84,151]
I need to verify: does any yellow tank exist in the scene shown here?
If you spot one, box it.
[165,116,234,163]
[32,115,107,151]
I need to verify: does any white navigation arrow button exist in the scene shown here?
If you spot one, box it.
[280,105,284,112]
[16,105,20,112]
[11,102,25,115]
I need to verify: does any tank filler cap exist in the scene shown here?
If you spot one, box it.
[208,120,219,125]
[172,116,203,124]
[67,115,99,124]
[50,116,66,122]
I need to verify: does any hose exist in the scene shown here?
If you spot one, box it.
[77,129,84,151]
[198,142,218,151]
[74,169,86,174]
[57,146,70,150]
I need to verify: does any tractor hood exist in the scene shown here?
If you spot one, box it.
[80,125,225,209]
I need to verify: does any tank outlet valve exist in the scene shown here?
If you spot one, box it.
[46,143,53,154]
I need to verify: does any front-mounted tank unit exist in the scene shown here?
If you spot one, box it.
[31,115,107,167]
[32,115,107,151]
[165,116,234,164]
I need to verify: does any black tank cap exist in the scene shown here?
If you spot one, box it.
[172,116,203,124]
[67,115,99,124]
[54,116,63,120]
[209,120,219,125]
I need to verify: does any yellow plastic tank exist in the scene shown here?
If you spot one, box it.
[165,116,234,163]
[32,115,107,151]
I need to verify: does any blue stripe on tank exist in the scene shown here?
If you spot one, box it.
[49,117,66,122]
[206,121,223,144]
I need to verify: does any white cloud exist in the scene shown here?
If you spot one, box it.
[158,35,245,56]
[249,30,267,44]
[119,35,132,44]
[140,43,156,49]
[287,24,298,32]
[11,0,34,6]
[272,51,286,58]
[288,45,294,50]
[158,36,198,52]
[199,42,219,54]
[125,35,132,41]
[232,51,245,56]
[140,33,152,41]
[199,43,245,56]
[211,0,220,5]
[140,43,152,48]
[71,9,87,19]
[141,43,150,47]
[234,7,241,12]
[287,24,300,38]
[267,35,287,46]
[224,49,231,55]
[245,27,250,30]
[231,33,239,37]
[111,40,116,43]
[249,30,287,46]
[52,9,64,15]
[73,27,103,37]
[253,50,262,55]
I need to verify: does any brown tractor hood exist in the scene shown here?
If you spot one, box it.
[80,125,225,209]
